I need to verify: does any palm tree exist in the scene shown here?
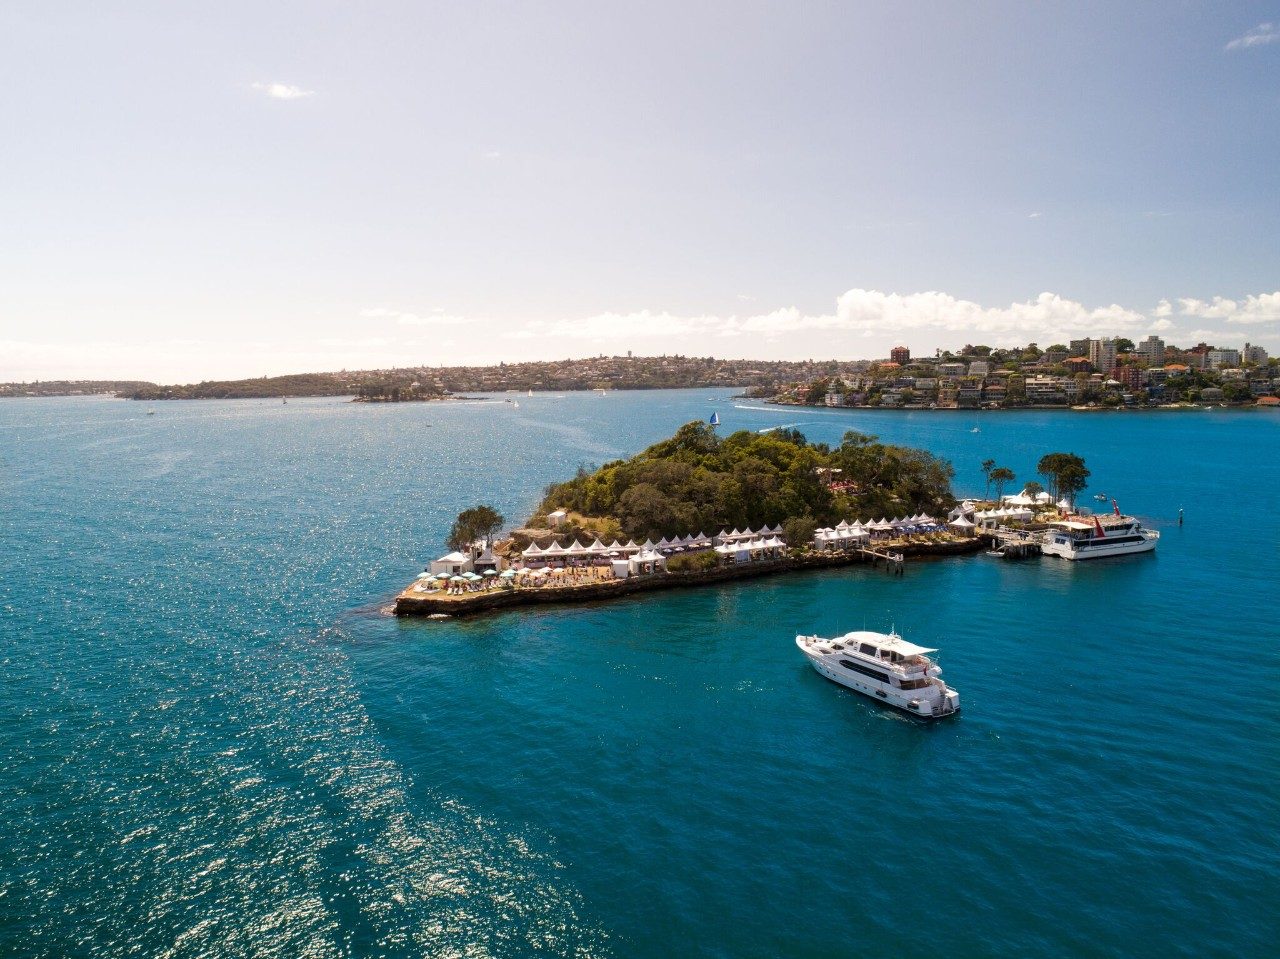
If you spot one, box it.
[989,467,1015,501]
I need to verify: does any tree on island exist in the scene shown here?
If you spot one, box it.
[1023,481,1044,500]
[447,505,505,553]
[1037,453,1090,506]
[981,459,996,498]
[989,466,1015,501]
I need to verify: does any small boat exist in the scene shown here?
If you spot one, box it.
[512,400,519,408]
[1094,493,1107,501]
[146,410,155,416]
[796,629,960,720]
[970,427,980,433]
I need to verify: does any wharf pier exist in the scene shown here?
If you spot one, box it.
[393,537,982,618]
[983,526,1043,559]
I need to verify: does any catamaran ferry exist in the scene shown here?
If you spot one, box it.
[1040,513,1159,560]
[796,630,960,719]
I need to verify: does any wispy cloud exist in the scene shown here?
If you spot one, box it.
[361,307,465,327]
[1028,212,1042,219]
[480,150,502,160]
[251,82,315,100]
[1225,22,1280,51]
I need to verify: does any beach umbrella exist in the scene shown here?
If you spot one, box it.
[483,569,498,576]
[500,569,516,578]
[449,575,464,582]
[416,572,433,579]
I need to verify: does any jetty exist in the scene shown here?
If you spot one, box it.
[394,538,981,618]
[984,526,1043,559]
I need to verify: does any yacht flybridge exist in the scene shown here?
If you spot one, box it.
[796,630,959,719]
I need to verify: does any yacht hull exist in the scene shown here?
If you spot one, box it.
[798,644,958,720]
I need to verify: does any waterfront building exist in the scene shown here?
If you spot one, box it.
[890,345,911,365]
[1207,349,1241,369]
[1243,343,1268,364]
[938,362,966,378]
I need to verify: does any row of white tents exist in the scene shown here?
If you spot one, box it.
[814,514,944,546]
[521,526,788,559]
[714,536,786,559]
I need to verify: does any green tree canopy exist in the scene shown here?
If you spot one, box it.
[447,504,505,552]
[537,422,956,540]
[1037,453,1090,504]
[989,466,1015,500]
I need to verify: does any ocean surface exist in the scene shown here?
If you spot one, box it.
[2,390,1276,958]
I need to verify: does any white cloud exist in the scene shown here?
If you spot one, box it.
[1028,212,1042,219]
[481,150,502,159]
[1179,292,1280,325]
[506,288,1280,353]
[360,307,466,327]
[251,82,314,100]
[1225,22,1280,51]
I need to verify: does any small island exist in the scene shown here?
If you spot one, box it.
[394,421,986,617]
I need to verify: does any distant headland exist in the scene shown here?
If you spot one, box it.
[3,339,1275,408]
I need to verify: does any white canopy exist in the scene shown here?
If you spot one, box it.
[950,515,975,528]
[566,540,588,554]
[521,543,544,556]
[543,540,566,554]
[588,538,608,553]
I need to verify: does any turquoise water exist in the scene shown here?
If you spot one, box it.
[2,391,1276,958]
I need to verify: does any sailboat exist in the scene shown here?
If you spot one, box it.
[709,411,720,426]
[527,389,533,397]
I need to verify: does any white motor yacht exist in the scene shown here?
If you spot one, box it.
[796,629,960,719]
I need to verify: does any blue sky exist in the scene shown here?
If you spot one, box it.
[2,1,1278,380]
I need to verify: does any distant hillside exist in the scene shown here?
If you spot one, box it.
[0,380,156,398]
[125,373,355,400]
[121,355,862,400]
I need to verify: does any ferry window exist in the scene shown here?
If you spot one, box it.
[859,644,877,656]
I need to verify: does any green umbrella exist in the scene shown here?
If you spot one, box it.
[483,569,498,577]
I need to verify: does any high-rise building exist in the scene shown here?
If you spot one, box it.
[890,345,910,365]
[1207,349,1241,369]
[1069,338,1092,357]
[1244,343,1268,364]
[1088,337,1117,374]
[1137,335,1165,367]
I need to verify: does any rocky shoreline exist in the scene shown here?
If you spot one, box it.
[393,537,985,618]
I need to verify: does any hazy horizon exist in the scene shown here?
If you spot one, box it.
[3,2,1278,381]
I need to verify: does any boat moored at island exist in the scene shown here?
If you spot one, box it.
[796,629,960,719]
[1040,514,1158,560]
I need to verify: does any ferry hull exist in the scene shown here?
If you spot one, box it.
[1041,537,1157,561]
